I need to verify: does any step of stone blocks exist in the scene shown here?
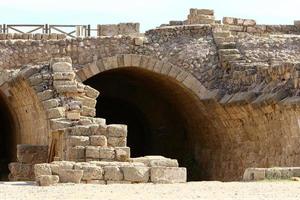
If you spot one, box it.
[33,157,187,186]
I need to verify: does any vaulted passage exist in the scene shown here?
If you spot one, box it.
[84,67,210,181]
[0,92,17,180]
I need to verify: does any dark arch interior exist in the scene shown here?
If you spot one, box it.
[0,92,16,180]
[84,67,206,181]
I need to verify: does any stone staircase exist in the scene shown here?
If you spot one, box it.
[212,29,244,69]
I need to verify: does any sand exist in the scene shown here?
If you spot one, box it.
[1,181,300,200]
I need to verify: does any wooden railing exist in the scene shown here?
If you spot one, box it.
[0,24,97,37]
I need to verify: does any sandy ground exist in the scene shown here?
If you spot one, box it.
[1,181,300,200]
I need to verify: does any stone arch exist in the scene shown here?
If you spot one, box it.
[76,54,223,181]
[0,67,51,179]
[75,54,208,100]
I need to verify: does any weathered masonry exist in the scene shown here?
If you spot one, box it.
[1,8,300,183]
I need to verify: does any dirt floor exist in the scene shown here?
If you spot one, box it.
[1,181,300,200]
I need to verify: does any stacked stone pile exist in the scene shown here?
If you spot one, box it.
[187,9,215,25]
[34,157,186,186]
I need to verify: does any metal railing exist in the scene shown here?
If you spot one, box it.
[0,24,97,37]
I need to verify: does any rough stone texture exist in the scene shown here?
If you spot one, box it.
[151,167,187,183]
[17,144,48,164]
[74,163,103,181]
[104,166,123,181]
[8,162,35,181]
[34,163,52,180]
[58,169,83,183]
[38,175,59,186]
[122,166,150,183]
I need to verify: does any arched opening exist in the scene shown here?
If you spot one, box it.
[0,91,17,180]
[84,67,211,181]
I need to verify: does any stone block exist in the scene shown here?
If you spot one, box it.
[292,167,300,177]
[59,169,83,183]
[150,167,187,183]
[50,119,72,130]
[243,19,256,26]
[80,96,97,108]
[90,135,107,147]
[47,107,65,119]
[42,99,60,109]
[67,146,85,161]
[121,166,150,183]
[104,166,123,181]
[37,90,54,101]
[8,162,35,181]
[106,124,127,137]
[74,163,103,181]
[17,144,48,164]
[99,147,115,160]
[70,125,91,136]
[107,136,127,147]
[89,124,99,135]
[38,175,59,186]
[294,20,300,27]
[68,136,90,147]
[52,62,73,72]
[86,146,100,159]
[84,86,100,98]
[243,168,266,181]
[53,72,76,80]
[50,161,75,175]
[134,37,144,46]
[34,163,52,180]
[265,168,282,180]
[280,168,293,179]
[66,111,81,120]
[223,17,235,25]
[55,85,78,93]
[81,106,96,117]
[115,147,130,161]
[131,156,178,167]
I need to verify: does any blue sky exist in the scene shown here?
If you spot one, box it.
[1,0,300,32]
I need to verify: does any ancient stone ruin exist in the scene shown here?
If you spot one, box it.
[1,8,300,185]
